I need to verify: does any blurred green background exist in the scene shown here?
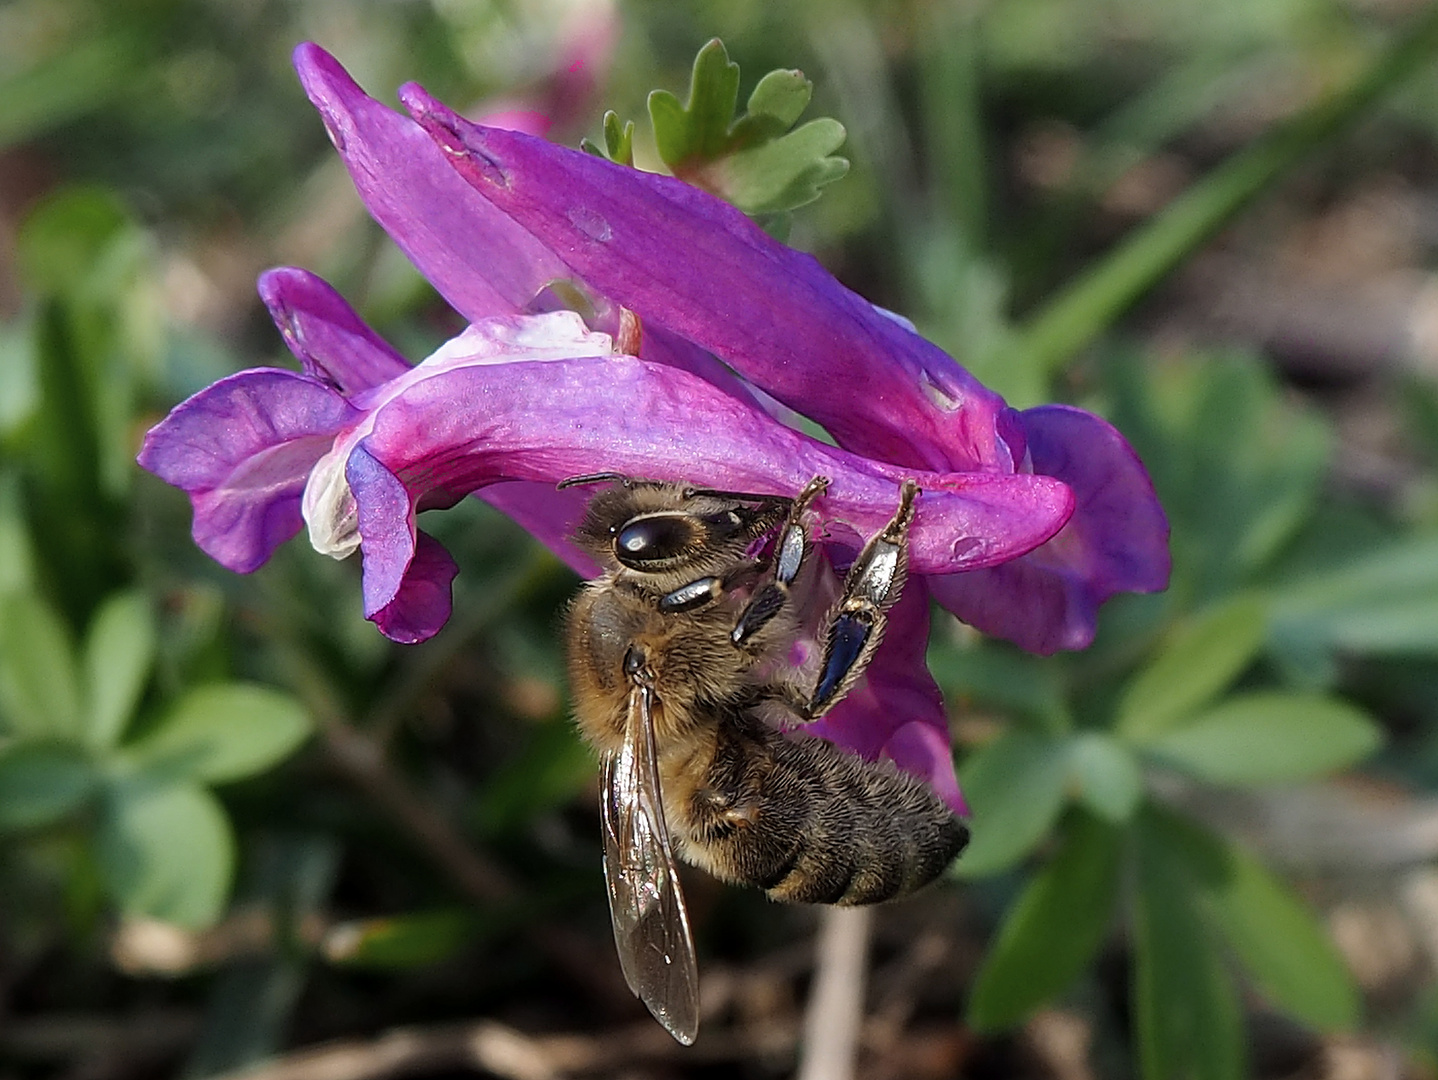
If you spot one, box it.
[5,0,1438,1077]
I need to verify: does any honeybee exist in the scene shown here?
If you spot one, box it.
[562,473,970,1044]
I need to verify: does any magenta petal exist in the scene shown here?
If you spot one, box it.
[355,356,1073,577]
[347,444,414,620]
[805,585,965,814]
[345,457,604,640]
[371,530,460,644]
[137,369,356,572]
[259,268,411,394]
[639,322,771,411]
[885,721,967,816]
[292,44,569,322]
[930,405,1171,653]
[397,87,1015,473]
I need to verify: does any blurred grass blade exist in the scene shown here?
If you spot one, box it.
[1116,595,1267,742]
[16,186,134,298]
[1149,692,1381,785]
[1133,811,1244,1080]
[185,960,305,1080]
[921,3,986,249]
[915,7,1024,402]
[323,910,479,970]
[968,810,1122,1031]
[0,36,140,152]
[0,470,35,595]
[1008,46,1267,331]
[1402,373,1438,464]
[953,730,1070,878]
[1004,4,1438,375]
[1153,810,1359,1032]
[84,590,156,750]
[0,320,40,439]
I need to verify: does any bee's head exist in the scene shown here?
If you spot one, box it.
[561,476,789,579]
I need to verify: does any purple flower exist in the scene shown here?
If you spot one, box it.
[138,46,1170,813]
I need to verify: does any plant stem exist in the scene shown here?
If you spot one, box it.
[797,906,873,1080]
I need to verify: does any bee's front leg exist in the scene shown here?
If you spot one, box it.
[728,475,830,648]
[801,479,918,720]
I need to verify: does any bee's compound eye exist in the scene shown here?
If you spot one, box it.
[614,514,697,567]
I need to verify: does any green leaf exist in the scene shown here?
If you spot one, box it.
[0,742,95,829]
[1149,692,1381,785]
[706,119,849,216]
[96,779,234,929]
[1156,812,1359,1031]
[650,40,742,166]
[323,910,479,969]
[646,39,848,218]
[603,111,634,167]
[1067,733,1143,822]
[1233,409,1331,576]
[1099,352,1331,604]
[1116,596,1267,742]
[744,68,813,130]
[953,731,1069,878]
[1270,535,1438,657]
[124,684,311,784]
[1133,812,1245,1080]
[0,591,82,740]
[83,590,155,750]
[580,110,635,166]
[968,810,1122,1031]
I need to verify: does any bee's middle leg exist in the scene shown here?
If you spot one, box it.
[728,475,830,647]
[802,479,918,719]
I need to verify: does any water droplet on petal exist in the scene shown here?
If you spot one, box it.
[919,369,960,411]
[320,114,346,153]
[568,206,612,242]
[281,308,301,345]
[950,536,980,559]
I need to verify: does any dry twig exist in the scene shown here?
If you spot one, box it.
[208,1016,802,1080]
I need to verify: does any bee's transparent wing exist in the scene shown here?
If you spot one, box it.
[600,683,700,1045]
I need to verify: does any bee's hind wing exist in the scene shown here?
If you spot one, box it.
[600,683,700,1045]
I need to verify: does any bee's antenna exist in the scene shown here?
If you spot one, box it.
[557,472,630,490]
